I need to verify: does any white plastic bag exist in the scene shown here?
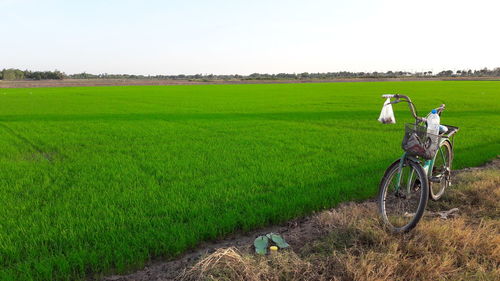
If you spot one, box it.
[378,98,396,124]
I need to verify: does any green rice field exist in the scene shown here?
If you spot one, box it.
[1,81,499,280]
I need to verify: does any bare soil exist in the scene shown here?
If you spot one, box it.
[1,77,499,89]
[103,157,500,281]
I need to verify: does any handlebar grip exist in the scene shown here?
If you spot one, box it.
[382,94,395,98]
[437,104,445,111]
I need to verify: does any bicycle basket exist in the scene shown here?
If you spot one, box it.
[402,123,440,160]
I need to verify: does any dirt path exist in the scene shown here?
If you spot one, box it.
[103,158,499,281]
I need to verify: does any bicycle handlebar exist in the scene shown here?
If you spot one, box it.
[380,94,411,100]
[436,104,446,114]
[380,94,446,122]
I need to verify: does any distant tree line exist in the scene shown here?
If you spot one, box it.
[1,67,500,81]
[65,67,500,80]
[0,69,65,80]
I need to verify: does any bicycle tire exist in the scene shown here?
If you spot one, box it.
[430,141,453,200]
[378,158,429,233]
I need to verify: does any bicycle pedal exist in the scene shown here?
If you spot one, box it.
[429,176,442,183]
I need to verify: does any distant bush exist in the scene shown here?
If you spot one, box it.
[0,68,65,80]
[24,70,65,80]
[1,68,25,80]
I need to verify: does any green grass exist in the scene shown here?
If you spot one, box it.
[0,81,498,280]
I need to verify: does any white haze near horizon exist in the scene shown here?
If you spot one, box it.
[1,0,499,75]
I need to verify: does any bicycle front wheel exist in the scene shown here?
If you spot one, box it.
[378,159,429,233]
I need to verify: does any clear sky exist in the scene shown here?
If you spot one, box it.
[2,0,499,75]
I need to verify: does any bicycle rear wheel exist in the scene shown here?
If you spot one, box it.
[378,159,429,233]
[430,141,452,200]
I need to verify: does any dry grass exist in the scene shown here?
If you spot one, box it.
[180,160,500,281]
[180,247,320,281]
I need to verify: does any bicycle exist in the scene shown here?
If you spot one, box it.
[377,94,459,233]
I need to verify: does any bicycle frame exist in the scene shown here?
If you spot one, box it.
[383,94,451,193]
